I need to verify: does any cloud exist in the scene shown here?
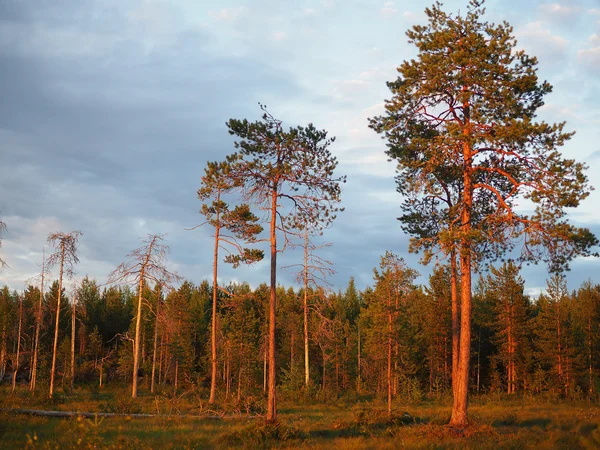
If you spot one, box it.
[515,21,568,65]
[578,46,600,71]
[208,6,248,23]
[273,31,286,41]
[381,1,398,16]
[539,3,582,25]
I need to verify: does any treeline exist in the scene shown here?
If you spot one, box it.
[2,259,599,402]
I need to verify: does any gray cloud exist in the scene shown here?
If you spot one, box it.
[1,0,599,299]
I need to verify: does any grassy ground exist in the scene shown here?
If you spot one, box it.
[2,386,600,449]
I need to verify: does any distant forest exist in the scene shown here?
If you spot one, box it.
[2,261,599,403]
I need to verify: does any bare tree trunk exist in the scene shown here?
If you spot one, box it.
[266,187,278,424]
[132,271,145,398]
[50,242,65,398]
[209,216,221,404]
[30,252,45,392]
[151,299,160,394]
[70,293,76,389]
[303,234,310,386]
[12,297,22,392]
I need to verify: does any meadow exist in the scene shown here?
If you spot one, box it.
[2,385,600,449]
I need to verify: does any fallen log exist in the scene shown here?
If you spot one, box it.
[1,408,258,420]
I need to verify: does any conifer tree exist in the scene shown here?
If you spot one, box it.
[369,0,597,425]
[197,159,263,404]
[227,104,345,423]
[485,262,530,393]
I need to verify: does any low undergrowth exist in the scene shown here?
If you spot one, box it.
[3,386,600,449]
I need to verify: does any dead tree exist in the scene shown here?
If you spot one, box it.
[47,230,83,398]
[107,234,181,398]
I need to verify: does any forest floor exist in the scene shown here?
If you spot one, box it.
[2,385,600,449]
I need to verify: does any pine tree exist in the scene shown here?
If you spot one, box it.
[197,159,263,403]
[227,104,345,423]
[369,0,597,425]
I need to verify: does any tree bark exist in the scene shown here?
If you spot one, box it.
[30,253,45,392]
[49,241,65,398]
[151,299,160,394]
[132,269,145,398]
[12,297,22,392]
[450,250,459,394]
[450,103,473,427]
[266,187,278,424]
[303,233,310,386]
[209,207,221,404]
[70,293,76,389]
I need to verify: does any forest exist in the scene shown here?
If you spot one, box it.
[2,263,600,404]
[1,0,600,448]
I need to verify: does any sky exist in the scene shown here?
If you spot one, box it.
[1,0,599,297]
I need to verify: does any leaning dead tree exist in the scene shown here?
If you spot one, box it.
[285,230,334,387]
[108,234,181,398]
[29,249,50,392]
[47,230,83,398]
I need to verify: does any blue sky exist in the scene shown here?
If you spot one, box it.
[1,0,599,297]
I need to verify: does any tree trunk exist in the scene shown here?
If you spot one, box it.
[266,187,278,424]
[12,297,22,392]
[50,242,65,398]
[209,213,221,404]
[303,234,310,386]
[30,252,45,392]
[450,250,459,394]
[450,111,473,427]
[263,341,267,394]
[151,299,160,394]
[70,293,76,389]
[132,270,145,398]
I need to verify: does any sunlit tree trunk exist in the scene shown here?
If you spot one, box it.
[70,293,76,389]
[209,209,221,404]
[303,234,310,386]
[266,187,278,423]
[450,109,473,427]
[12,296,22,392]
[450,251,459,393]
[151,299,160,394]
[30,253,45,392]
[49,241,65,398]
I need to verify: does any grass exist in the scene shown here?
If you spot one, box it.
[2,385,600,448]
